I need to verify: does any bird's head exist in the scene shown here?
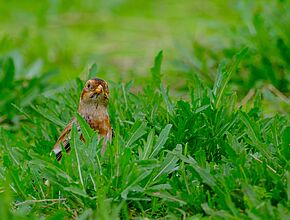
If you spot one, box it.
[80,78,110,106]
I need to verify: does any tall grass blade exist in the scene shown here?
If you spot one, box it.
[141,128,155,160]
[152,144,181,182]
[150,50,163,88]
[150,124,172,158]
[215,48,248,108]
[88,63,98,80]
[125,122,147,148]
[71,123,85,190]
[75,113,94,142]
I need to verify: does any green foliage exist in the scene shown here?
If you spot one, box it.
[150,50,163,89]
[0,54,56,130]
[87,64,99,81]
[174,0,290,95]
[0,1,289,218]
[0,51,289,219]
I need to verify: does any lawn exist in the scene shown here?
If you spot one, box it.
[0,0,289,219]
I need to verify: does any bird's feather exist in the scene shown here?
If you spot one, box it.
[51,78,113,162]
[51,117,81,162]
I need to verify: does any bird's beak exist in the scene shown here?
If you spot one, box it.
[95,84,103,94]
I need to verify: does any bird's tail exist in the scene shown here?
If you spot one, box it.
[50,137,71,162]
[51,145,62,162]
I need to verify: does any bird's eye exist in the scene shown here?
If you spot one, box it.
[87,83,91,89]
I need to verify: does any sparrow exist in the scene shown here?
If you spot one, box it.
[51,78,113,162]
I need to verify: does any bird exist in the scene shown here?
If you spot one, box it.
[51,78,113,162]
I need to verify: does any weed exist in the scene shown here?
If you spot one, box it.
[0,50,289,219]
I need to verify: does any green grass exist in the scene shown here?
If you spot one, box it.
[0,50,289,219]
[0,0,241,83]
[0,0,290,219]
[173,0,290,96]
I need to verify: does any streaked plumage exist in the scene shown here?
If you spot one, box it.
[51,78,113,162]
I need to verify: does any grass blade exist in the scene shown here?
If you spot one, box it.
[152,144,181,182]
[87,63,98,80]
[150,124,172,158]
[31,105,66,127]
[141,128,155,160]
[239,111,271,160]
[71,123,85,190]
[75,113,94,142]
[125,122,147,148]
[150,50,163,88]
[215,48,248,108]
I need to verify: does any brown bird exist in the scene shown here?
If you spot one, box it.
[51,78,113,162]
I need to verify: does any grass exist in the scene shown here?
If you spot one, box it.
[0,0,241,82]
[0,0,290,219]
[173,0,290,97]
[0,49,289,219]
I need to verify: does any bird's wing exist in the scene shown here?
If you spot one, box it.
[51,116,79,162]
[51,115,113,160]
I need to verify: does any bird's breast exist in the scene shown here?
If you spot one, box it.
[82,110,111,136]
[89,117,111,136]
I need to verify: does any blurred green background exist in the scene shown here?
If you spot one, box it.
[0,1,279,78]
[1,0,289,119]
[1,0,289,93]
[1,0,289,129]
[0,0,239,81]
